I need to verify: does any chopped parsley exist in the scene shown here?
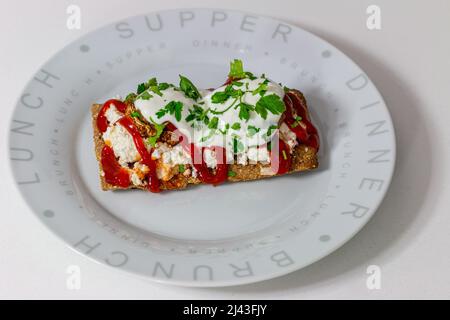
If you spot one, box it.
[237,102,254,122]
[228,59,246,79]
[255,94,285,119]
[137,83,147,95]
[146,118,166,147]
[266,125,278,136]
[231,122,241,130]
[252,79,269,96]
[227,170,237,177]
[139,91,152,100]
[125,93,137,103]
[179,75,201,101]
[185,105,209,125]
[247,125,260,137]
[178,164,185,173]
[232,137,244,153]
[208,116,219,129]
[156,101,183,121]
[291,115,303,128]
[130,111,142,119]
[135,78,173,98]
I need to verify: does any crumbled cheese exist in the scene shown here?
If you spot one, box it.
[203,149,217,169]
[151,142,171,159]
[236,152,248,166]
[279,122,298,151]
[162,144,191,166]
[247,146,271,164]
[104,104,123,124]
[103,123,140,166]
[130,162,150,186]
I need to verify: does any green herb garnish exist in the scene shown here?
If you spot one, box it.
[266,125,278,136]
[146,118,166,147]
[156,101,183,121]
[238,102,254,122]
[227,170,237,177]
[185,105,209,125]
[179,75,201,101]
[139,91,152,100]
[231,122,241,130]
[208,116,219,129]
[255,94,285,119]
[178,164,185,173]
[232,137,244,153]
[228,59,246,79]
[130,111,142,119]
[247,125,260,137]
[291,115,303,128]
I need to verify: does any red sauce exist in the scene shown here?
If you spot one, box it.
[283,92,320,150]
[269,135,292,175]
[101,145,130,188]
[168,122,228,185]
[97,99,127,133]
[118,117,160,193]
[190,144,228,185]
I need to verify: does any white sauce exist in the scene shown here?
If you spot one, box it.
[133,77,285,153]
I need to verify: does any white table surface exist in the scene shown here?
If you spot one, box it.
[1,0,449,299]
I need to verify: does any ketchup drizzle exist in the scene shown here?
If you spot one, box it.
[101,145,130,188]
[169,123,228,185]
[283,91,320,150]
[118,117,160,193]
[97,99,127,133]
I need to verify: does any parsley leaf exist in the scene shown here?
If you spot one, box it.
[227,170,237,177]
[291,115,303,128]
[156,101,183,121]
[247,125,260,137]
[231,122,241,130]
[255,94,285,119]
[139,91,152,100]
[232,137,244,153]
[185,105,209,125]
[179,75,201,101]
[130,111,142,119]
[211,91,230,104]
[146,118,166,147]
[208,116,219,129]
[252,80,269,96]
[238,103,253,122]
[137,83,147,94]
[266,124,278,136]
[228,59,246,79]
[178,164,185,173]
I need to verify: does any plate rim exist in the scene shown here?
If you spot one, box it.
[8,7,397,287]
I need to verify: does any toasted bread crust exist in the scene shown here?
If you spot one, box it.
[91,95,318,191]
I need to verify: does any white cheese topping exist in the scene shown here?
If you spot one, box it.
[102,124,140,166]
[104,104,123,124]
[133,77,285,152]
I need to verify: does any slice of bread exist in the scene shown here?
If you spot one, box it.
[91,91,318,192]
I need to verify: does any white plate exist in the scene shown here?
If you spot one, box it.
[9,8,395,287]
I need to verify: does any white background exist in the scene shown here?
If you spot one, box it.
[0,0,449,299]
